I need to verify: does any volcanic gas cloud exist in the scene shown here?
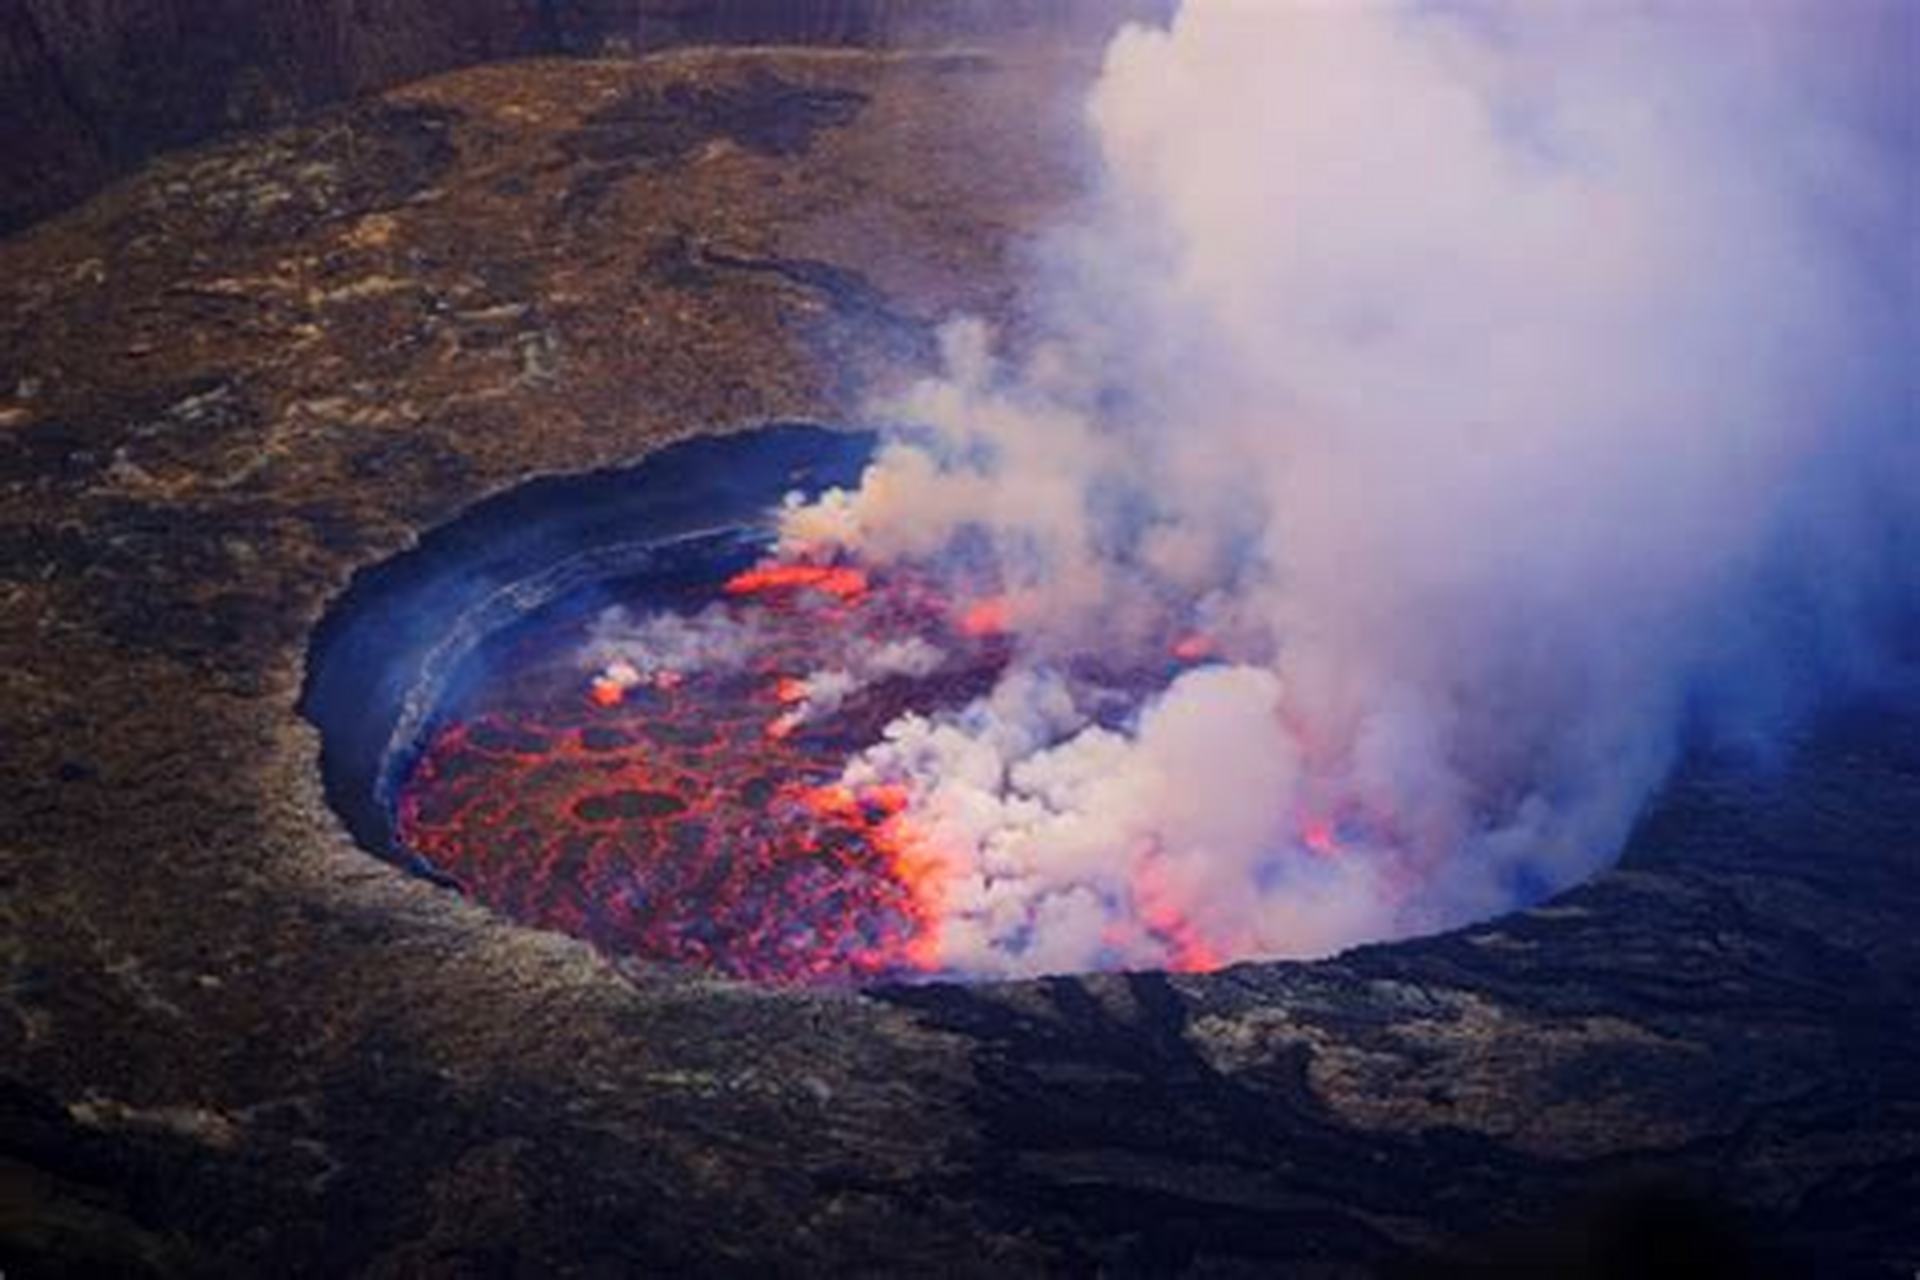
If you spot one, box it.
[404,1,1915,983]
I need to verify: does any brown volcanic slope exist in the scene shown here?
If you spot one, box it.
[1,48,1917,1278]
[0,0,1168,236]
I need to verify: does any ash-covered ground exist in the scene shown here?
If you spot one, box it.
[0,42,1916,1278]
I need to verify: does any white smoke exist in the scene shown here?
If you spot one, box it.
[787,0,1918,978]
[766,635,949,736]
[585,595,954,728]
[585,603,766,679]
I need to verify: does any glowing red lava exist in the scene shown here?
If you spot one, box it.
[395,558,1007,983]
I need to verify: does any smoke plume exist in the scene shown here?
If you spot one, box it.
[780,0,1918,978]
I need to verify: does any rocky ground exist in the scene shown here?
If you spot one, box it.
[0,0,1167,236]
[0,46,1916,1278]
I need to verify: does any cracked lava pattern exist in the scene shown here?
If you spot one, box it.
[395,560,1009,983]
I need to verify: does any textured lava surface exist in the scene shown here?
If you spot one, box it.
[4,47,1916,1278]
[397,560,1007,982]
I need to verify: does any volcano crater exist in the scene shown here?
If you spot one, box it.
[5,45,1915,1278]
[306,423,1028,985]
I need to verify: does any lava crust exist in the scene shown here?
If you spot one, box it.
[397,558,1009,982]
[0,42,1914,1280]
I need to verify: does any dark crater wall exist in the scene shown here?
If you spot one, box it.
[0,0,1172,237]
[301,423,870,859]
[4,37,1916,1277]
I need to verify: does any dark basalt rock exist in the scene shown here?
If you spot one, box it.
[0,46,1914,1280]
[0,0,1172,237]
[109,101,463,248]
[874,708,1920,1273]
[563,68,869,165]
[0,0,544,237]
[555,72,870,224]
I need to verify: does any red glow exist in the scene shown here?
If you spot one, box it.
[1132,860,1224,973]
[959,596,1012,637]
[724,561,869,602]
[396,558,1006,984]
[1301,817,1339,857]
[1171,633,1215,662]
[862,782,912,815]
[1140,898,1222,973]
[877,808,948,971]
[799,784,861,822]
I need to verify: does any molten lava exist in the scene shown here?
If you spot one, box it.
[395,557,1007,983]
[722,561,870,602]
[958,596,1012,637]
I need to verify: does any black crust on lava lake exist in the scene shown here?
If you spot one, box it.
[299,423,874,861]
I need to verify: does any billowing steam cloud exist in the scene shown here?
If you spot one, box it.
[542,0,1905,983]
[763,0,1919,979]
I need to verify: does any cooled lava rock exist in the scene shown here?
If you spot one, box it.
[0,41,1915,1280]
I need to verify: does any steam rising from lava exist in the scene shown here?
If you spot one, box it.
[760,1,1917,977]
[406,2,1914,982]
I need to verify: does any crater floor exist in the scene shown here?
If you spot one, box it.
[1,47,1916,1277]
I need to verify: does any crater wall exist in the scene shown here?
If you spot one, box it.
[0,0,1171,237]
